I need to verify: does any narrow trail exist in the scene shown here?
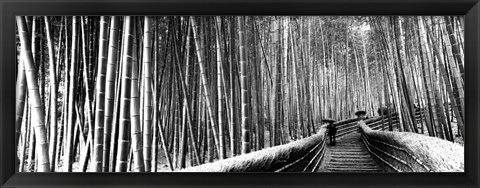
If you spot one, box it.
[317,132,384,172]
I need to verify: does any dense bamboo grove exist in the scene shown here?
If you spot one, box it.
[15,16,464,172]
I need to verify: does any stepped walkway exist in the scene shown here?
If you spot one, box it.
[317,132,383,172]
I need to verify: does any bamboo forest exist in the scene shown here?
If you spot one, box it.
[15,16,465,173]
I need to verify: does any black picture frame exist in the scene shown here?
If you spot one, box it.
[1,0,478,187]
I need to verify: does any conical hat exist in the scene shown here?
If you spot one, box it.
[322,118,336,123]
[355,110,367,116]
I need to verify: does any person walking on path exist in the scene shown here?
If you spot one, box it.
[355,110,367,120]
[323,118,337,146]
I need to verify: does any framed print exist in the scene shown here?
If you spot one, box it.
[1,0,479,188]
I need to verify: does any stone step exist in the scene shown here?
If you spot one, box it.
[329,157,375,161]
[330,152,370,156]
[332,145,362,147]
[328,158,374,161]
[330,150,367,153]
[327,164,377,168]
[330,152,368,155]
[334,146,363,148]
[329,159,376,163]
[326,168,383,172]
[331,146,363,148]
[331,148,367,152]
[331,155,372,160]
[326,166,380,171]
[326,166,382,170]
[329,159,373,162]
[332,148,366,150]
[330,152,371,156]
[335,142,362,144]
[327,160,377,164]
[326,163,379,168]
[330,149,371,153]
[328,162,377,165]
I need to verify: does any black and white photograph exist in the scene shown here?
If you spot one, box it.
[15,16,464,173]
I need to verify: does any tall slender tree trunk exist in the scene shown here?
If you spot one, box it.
[130,19,146,172]
[91,16,109,172]
[142,16,154,172]
[215,17,227,159]
[43,16,58,171]
[102,16,121,172]
[274,18,282,146]
[237,16,250,154]
[115,16,134,172]
[64,16,79,172]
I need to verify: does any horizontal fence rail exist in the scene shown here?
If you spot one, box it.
[358,120,464,172]
[367,108,424,131]
[329,107,424,138]
[331,117,362,138]
[180,126,328,172]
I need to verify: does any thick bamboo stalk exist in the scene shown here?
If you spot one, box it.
[102,16,121,172]
[274,18,283,146]
[142,16,154,172]
[228,16,238,156]
[115,16,134,172]
[237,16,250,154]
[130,18,146,172]
[215,16,227,159]
[15,36,28,173]
[92,16,109,172]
